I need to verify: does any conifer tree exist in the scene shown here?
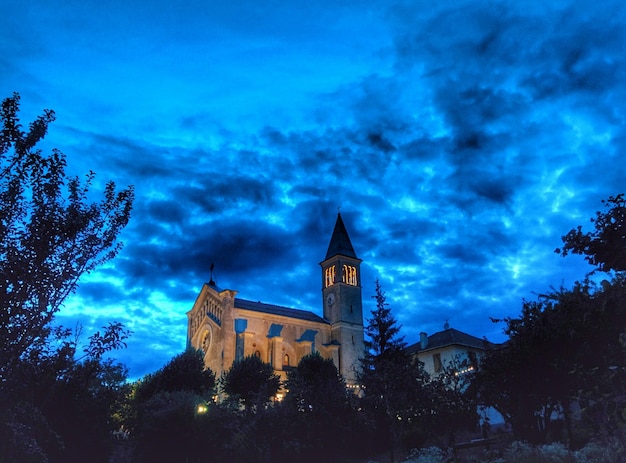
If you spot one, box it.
[359,279,427,461]
[364,279,406,360]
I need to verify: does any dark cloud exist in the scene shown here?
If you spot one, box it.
[3,0,625,378]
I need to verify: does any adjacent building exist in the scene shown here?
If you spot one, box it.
[407,322,490,377]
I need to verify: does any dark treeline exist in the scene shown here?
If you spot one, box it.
[1,94,625,462]
[123,346,477,463]
[112,282,479,462]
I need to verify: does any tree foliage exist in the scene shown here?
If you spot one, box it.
[130,348,217,460]
[285,352,347,414]
[220,355,281,409]
[359,281,480,456]
[280,353,362,462]
[556,193,626,273]
[365,278,407,359]
[478,194,626,445]
[134,348,216,404]
[480,278,626,445]
[0,323,130,463]
[422,356,480,446]
[0,93,134,463]
[359,280,430,459]
[0,93,134,378]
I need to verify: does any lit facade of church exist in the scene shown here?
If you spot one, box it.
[186,214,365,384]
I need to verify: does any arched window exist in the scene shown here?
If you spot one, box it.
[283,354,289,367]
[342,265,357,285]
[254,350,261,358]
[325,266,336,287]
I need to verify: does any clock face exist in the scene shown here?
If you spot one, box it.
[326,292,335,307]
[201,331,211,354]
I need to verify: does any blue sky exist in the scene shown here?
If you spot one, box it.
[3,0,625,380]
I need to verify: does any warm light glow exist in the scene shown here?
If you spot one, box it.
[325,266,336,287]
[342,265,357,285]
[197,404,208,414]
[275,393,284,402]
[454,366,475,376]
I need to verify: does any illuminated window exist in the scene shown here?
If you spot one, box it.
[342,265,357,285]
[254,350,261,358]
[283,354,289,366]
[325,266,336,287]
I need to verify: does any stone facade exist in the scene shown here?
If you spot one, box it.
[186,213,364,384]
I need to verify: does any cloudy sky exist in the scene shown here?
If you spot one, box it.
[3,0,625,380]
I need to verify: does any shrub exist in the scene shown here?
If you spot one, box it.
[462,439,625,463]
[404,446,452,463]
[574,439,625,463]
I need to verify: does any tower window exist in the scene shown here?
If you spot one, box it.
[342,265,357,286]
[325,265,336,287]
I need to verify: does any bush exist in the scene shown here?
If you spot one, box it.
[459,439,625,463]
[574,439,625,463]
[404,446,452,463]
[502,441,573,463]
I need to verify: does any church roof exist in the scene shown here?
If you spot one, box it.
[406,327,490,354]
[325,213,357,260]
[235,298,329,324]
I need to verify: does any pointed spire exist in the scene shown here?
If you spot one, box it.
[325,213,357,259]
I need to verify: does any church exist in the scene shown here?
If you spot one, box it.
[186,213,365,384]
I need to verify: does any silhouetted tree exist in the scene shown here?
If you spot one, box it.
[285,352,348,413]
[280,352,360,462]
[476,196,626,445]
[130,348,217,461]
[556,193,626,273]
[133,390,219,463]
[365,279,407,359]
[220,355,281,410]
[134,348,215,404]
[0,93,134,463]
[0,92,134,380]
[359,280,427,461]
[1,323,130,463]
[479,278,626,446]
[422,356,480,447]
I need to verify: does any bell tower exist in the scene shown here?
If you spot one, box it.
[320,213,364,383]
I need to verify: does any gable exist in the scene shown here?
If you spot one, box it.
[407,328,490,355]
